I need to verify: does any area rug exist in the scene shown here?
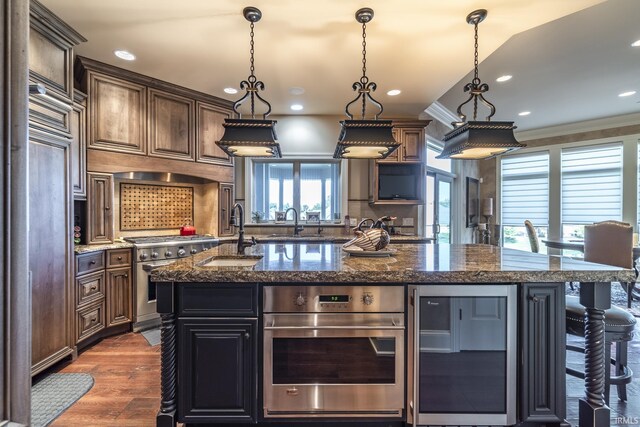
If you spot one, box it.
[141,327,161,346]
[31,372,94,427]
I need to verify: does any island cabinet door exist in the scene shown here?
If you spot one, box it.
[520,283,566,424]
[177,318,257,423]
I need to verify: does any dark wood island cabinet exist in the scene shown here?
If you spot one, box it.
[151,243,631,427]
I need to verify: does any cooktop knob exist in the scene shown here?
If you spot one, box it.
[362,294,374,305]
[177,249,186,257]
[151,252,159,259]
[294,294,306,307]
[139,253,148,261]
[190,248,198,255]
[165,250,173,258]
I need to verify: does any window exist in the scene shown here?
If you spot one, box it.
[253,161,341,222]
[500,152,549,252]
[561,143,622,239]
[426,140,452,173]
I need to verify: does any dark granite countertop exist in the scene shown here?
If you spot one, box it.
[218,234,432,244]
[151,242,634,284]
[74,241,134,254]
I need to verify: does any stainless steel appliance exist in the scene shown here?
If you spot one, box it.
[408,284,517,426]
[263,285,405,418]
[126,235,219,331]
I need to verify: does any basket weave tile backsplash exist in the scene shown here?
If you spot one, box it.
[120,183,194,230]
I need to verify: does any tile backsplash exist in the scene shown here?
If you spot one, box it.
[120,183,194,230]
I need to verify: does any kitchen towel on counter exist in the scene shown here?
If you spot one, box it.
[31,373,94,426]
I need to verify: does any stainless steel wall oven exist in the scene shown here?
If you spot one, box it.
[263,285,405,418]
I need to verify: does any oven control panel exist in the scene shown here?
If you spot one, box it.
[264,285,404,313]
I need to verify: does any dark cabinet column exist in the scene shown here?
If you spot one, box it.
[521,283,567,424]
[177,319,257,423]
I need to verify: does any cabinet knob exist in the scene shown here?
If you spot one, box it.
[529,295,540,303]
[89,260,96,265]
[90,285,97,291]
[105,206,110,210]
[124,273,128,278]
[244,332,250,339]
[117,256,122,260]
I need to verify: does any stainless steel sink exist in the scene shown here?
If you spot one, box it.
[199,256,262,268]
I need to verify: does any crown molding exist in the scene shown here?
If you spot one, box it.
[516,112,640,141]
[424,101,458,130]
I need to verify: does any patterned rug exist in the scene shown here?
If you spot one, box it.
[31,373,94,427]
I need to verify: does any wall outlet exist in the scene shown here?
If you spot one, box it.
[402,217,414,227]
[349,218,357,226]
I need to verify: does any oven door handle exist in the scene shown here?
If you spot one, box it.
[264,325,405,330]
[142,261,176,271]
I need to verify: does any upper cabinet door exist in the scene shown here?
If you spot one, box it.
[88,72,147,155]
[28,26,73,100]
[378,128,401,163]
[401,128,425,162]
[70,94,87,199]
[148,88,195,161]
[196,102,232,165]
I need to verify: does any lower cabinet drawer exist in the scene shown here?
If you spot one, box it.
[76,270,105,308]
[76,300,106,343]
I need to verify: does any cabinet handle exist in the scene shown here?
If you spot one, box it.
[529,295,540,303]
[117,256,122,260]
[89,260,96,265]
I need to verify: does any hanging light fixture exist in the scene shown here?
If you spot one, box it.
[216,7,281,158]
[437,9,525,160]
[333,8,399,160]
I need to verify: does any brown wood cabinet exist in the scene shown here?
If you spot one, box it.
[29,0,85,376]
[196,101,232,166]
[149,88,195,161]
[74,248,132,344]
[378,120,430,163]
[218,183,235,236]
[71,90,87,199]
[87,172,114,244]
[86,72,147,155]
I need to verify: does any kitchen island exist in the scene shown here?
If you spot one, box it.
[152,243,634,427]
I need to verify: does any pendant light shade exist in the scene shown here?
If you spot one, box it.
[216,7,281,158]
[438,9,525,160]
[334,8,399,160]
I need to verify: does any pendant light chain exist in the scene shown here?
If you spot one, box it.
[361,21,368,119]
[249,21,256,118]
[472,20,480,120]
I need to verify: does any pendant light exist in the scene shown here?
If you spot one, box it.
[216,7,281,158]
[437,9,525,160]
[333,8,399,160]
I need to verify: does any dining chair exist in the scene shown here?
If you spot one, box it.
[566,220,637,403]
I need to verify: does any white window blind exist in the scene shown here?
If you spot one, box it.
[501,152,550,226]
[561,143,622,224]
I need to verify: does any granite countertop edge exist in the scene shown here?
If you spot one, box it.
[74,241,134,254]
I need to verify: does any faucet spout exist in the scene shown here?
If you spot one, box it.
[231,203,256,254]
[285,207,304,236]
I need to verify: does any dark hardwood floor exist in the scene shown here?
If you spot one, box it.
[50,332,160,426]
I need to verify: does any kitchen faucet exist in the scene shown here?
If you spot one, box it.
[230,203,257,254]
[285,207,304,236]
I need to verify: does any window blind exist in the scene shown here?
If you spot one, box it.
[501,152,549,226]
[561,143,622,224]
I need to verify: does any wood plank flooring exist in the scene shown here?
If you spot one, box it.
[50,332,161,426]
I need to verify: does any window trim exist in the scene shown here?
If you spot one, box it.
[245,158,347,224]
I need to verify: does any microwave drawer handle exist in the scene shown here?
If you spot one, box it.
[142,261,175,271]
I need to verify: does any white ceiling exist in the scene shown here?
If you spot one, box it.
[437,0,640,132]
[41,0,614,127]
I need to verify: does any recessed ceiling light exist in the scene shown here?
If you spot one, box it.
[496,75,512,82]
[223,87,238,94]
[619,91,636,97]
[518,111,531,116]
[631,39,640,47]
[386,89,401,96]
[290,104,304,111]
[289,87,305,95]
[114,50,136,61]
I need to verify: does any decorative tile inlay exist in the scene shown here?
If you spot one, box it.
[120,183,193,230]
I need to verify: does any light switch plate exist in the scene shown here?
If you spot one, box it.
[349,218,357,226]
[402,217,414,226]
